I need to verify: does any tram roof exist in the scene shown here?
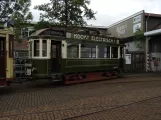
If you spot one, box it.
[29,27,122,40]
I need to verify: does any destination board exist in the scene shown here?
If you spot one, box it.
[66,32,119,44]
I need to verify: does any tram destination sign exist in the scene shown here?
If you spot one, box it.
[66,32,119,44]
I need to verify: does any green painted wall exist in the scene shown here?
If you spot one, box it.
[32,58,120,76]
[61,59,119,73]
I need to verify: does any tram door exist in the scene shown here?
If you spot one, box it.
[0,37,6,78]
[51,41,61,73]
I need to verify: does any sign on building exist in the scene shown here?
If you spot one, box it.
[125,54,131,64]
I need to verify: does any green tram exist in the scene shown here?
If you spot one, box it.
[25,28,125,84]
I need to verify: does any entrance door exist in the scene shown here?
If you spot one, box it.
[51,41,61,73]
[0,37,6,78]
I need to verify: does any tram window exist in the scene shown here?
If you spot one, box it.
[111,47,118,58]
[97,46,104,58]
[42,40,47,57]
[81,44,96,58]
[67,41,79,58]
[51,44,56,58]
[33,40,39,57]
[106,46,110,58]
[0,40,4,56]
[97,46,110,58]
[120,47,124,58]
[9,35,14,58]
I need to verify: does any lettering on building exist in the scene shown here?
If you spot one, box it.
[116,24,127,35]
[72,33,118,44]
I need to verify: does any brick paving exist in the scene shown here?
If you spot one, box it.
[0,73,161,120]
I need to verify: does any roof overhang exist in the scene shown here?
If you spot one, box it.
[144,29,161,36]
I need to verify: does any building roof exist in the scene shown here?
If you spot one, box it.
[85,25,107,29]
[144,28,161,36]
[145,13,161,18]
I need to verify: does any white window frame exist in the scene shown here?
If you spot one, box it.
[30,39,50,59]
[79,44,81,58]
[96,45,98,58]
[80,44,97,59]
[61,40,67,58]
[65,42,122,60]
[118,46,120,58]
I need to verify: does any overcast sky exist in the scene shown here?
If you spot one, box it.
[30,0,161,27]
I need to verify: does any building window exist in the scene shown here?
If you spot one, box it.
[81,44,96,58]
[42,40,47,57]
[67,41,79,58]
[9,35,14,58]
[21,27,35,40]
[111,47,118,58]
[33,40,39,57]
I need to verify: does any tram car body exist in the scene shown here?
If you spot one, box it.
[0,27,14,87]
[25,28,125,84]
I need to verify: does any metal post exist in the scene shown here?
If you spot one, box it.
[79,44,81,58]
[110,47,112,59]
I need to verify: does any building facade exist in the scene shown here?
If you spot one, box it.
[107,10,161,53]
[107,10,161,72]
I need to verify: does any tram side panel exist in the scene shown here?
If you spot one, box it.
[0,29,14,87]
[6,35,14,84]
[61,58,119,73]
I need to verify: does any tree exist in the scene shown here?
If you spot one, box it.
[0,0,33,41]
[0,0,19,22]
[34,20,55,31]
[133,28,146,49]
[34,0,96,27]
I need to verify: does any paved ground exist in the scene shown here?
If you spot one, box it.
[0,73,161,120]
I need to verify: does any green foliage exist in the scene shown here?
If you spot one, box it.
[0,0,20,21]
[34,20,55,30]
[34,0,96,27]
[0,0,33,42]
[133,28,146,49]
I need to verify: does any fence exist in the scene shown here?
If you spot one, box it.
[125,51,145,72]
[14,50,29,79]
